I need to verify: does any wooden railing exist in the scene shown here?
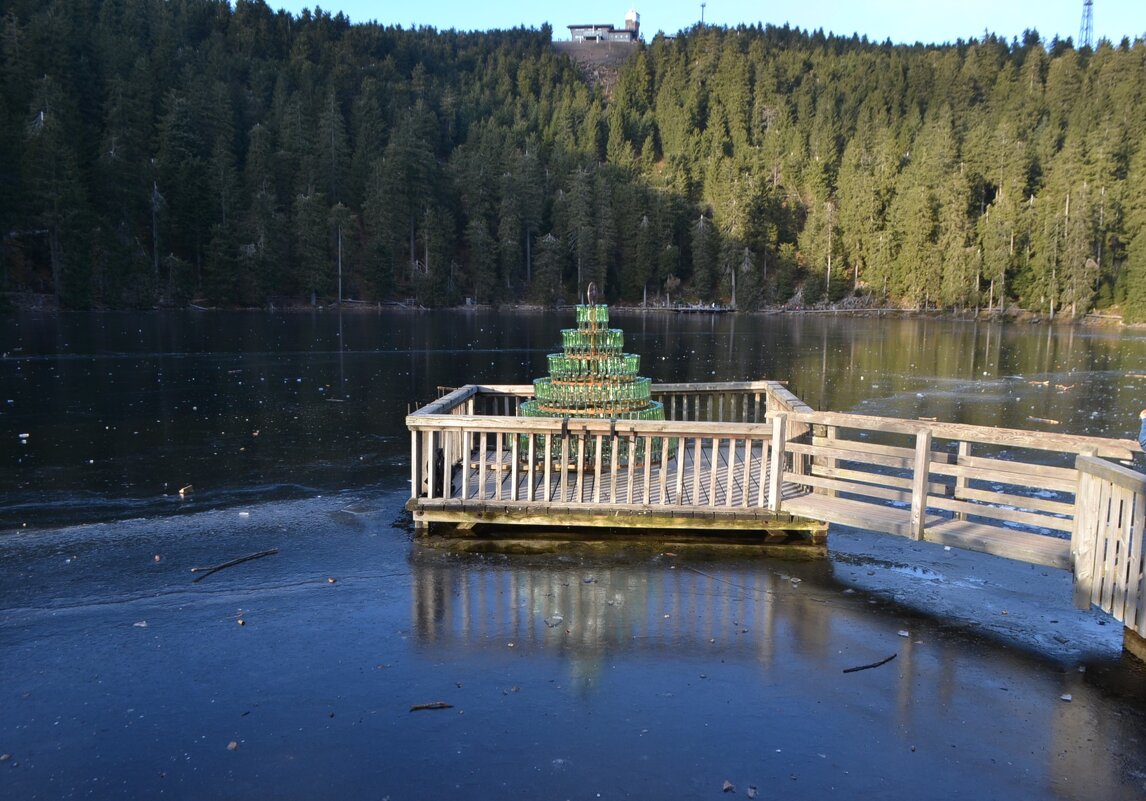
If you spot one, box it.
[770,410,1136,570]
[406,381,798,512]
[1072,455,1146,637]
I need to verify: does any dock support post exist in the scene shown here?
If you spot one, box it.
[910,429,932,540]
[768,413,787,512]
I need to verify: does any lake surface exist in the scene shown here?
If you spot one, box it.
[3,309,1146,800]
[4,309,1145,530]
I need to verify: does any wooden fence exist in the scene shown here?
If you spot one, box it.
[407,382,803,523]
[772,410,1134,570]
[1073,455,1146,636]
[406,382,1144,635]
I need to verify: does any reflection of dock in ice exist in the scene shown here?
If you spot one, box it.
[407,550,1146,799]
[410,551,830,665]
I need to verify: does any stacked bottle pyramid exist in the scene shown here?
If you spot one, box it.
[520,303,665,422]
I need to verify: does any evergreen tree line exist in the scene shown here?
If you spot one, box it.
[2,0,1145,318]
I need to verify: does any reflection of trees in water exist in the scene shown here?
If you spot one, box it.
[629,311,1133,438]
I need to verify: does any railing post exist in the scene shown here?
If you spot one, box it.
[1072,453,1099,610]
[954,441,971,519]
[768,413,787,512]
[822,424,838,497]
[410,430,421,500]
[909,429,932,540]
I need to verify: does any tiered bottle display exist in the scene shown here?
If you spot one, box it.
[520,303,668,466]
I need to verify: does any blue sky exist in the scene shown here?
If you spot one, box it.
[269,1,1143,45]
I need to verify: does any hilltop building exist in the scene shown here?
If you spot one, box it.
[568,8,640,43]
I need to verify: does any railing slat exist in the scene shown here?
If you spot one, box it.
[658,437,669,504]
[478,432,487,502]
[593,434,604,504]
[410,431,420,501]
[691,438,702,506]
[611,431,621,503]
[511,430,519,502]
[727,438,739,506]
[556,435,566,502]
[643,435,654,504]
[673,437,686,504]
[1126,491,1145,631]
[443,430,452,500]
[768,414,787,512]
[575,430,586,502]
[709,437,720,506]
[461,430,471,500]
[525,433,534,502]
[757,440,768,508]
[544,434,553,502]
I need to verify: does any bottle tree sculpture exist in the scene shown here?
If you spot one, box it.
[520,283,668,466]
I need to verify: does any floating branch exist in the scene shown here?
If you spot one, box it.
[409,701,453,712]
[843,653,897,674]
[191,548,279,583]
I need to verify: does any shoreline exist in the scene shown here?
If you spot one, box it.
[2,290,1132,326]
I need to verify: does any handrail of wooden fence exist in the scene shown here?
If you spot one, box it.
[408,381,803,424]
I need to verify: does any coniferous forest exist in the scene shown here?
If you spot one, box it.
[2,0,1145,318]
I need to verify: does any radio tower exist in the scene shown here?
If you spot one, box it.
[1079,0,1094,49]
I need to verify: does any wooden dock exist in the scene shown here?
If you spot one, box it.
[407,380,1146,648]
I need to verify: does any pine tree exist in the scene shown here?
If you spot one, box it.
[318,84,350,204]
[690,211,719,300]
[1121,139,1146,322]
[156,89,208,296]
[293,188,329,303]
[23,75,91,306]
[531,233,563,306]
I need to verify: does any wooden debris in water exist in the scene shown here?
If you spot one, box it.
[409,701,453,712]
[843,653,897,674]
[190,548,279,583]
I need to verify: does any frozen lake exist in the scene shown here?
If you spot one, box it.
[2,309,1146,799]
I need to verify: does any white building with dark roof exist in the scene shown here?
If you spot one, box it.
[568,9,639,43]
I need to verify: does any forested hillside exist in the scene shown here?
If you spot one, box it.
[2,0,1145,318]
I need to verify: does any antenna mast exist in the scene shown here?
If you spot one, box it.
[1079,0,1094,49]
